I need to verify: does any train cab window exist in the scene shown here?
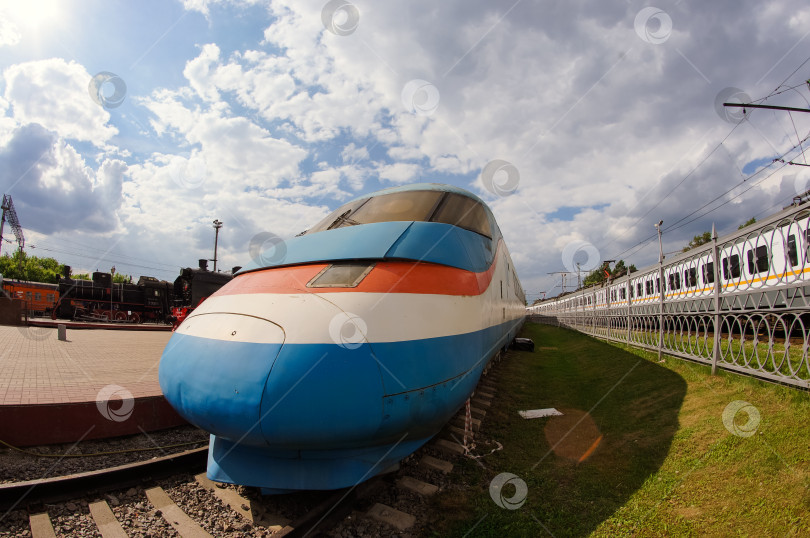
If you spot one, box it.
[788,235,799,266]
[746,245,769,275]
[432,193,492,237]
[722,255,740,279]
[305,190,444,235]
[702,262,715,284]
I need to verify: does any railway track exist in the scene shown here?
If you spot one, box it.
[0,355,507,537]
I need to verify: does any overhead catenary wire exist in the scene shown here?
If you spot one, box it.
[603,57,810,262]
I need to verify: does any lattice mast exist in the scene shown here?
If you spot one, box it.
[0,194,25,258]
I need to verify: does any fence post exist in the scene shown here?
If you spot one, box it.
[658,263,664,362]
[627,281,632,345]
[711,223,721,375]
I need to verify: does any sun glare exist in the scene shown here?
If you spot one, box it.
[2,0,62,30]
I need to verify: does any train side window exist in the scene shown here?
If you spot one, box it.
[47,294,54,302]
[722,255,740,279]
[26,292,32,300]
[685,268,697,287]
[35,292,42,301]
[702,262,714,284]
[637,283,642,296]
[668,273,681,290]
[746,245,769,274]
[620,288,626,300]
[656,278,660,293]
[787,234,798,267]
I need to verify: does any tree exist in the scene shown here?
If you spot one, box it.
[683,231,712,252]
[738,217,756,230]
[0,251,66,283]
[581,259,633,287]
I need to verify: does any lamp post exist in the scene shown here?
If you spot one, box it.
[654,220,664,264]
[212,219,223,272]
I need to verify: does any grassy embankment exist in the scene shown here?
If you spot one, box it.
[427,322,810,536]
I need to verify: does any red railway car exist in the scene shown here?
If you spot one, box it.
[1,279,59,315]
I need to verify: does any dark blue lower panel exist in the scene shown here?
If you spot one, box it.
[208,434,430,491]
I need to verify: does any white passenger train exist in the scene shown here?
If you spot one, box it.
[530,200,810,315]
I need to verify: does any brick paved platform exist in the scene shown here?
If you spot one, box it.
[0,325,185,446]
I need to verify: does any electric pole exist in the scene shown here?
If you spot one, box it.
[548,271,569,294]
[212,219,223,272]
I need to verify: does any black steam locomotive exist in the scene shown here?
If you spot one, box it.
[52,260,233,324]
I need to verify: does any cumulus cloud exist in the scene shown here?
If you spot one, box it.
[0,123,124,234]
[0,14,20,46]
[3,58,118,144]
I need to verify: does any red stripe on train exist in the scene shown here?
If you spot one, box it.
[213,251,500,297]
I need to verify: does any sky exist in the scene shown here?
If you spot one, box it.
[1,0,809,302]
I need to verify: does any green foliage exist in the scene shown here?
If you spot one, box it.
[683,231,712,252]
[0,251,65,283]
[581,259,632,288]
[68,272,132,283]
[738,217,756,229]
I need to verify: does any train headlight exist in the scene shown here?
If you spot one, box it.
[306,262,375,288]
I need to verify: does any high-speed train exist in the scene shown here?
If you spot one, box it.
[159,183,526,492]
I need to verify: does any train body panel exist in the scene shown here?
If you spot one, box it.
[159,183,526,492]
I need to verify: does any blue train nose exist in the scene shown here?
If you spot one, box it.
[159,302,387,450]
[159,313,285,446]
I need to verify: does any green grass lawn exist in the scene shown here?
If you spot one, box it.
[426,322,810,537]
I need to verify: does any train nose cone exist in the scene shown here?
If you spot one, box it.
[159,312,285,445]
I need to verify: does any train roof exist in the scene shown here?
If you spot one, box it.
[346,182,490,207]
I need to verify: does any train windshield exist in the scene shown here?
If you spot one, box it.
[304,190,492,238]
